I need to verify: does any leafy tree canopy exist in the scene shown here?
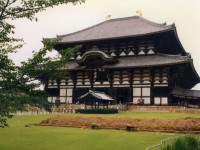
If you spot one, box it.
[0,0,84,127]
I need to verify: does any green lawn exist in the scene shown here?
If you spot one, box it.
[0,112,199,150]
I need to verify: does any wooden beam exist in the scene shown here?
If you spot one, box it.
[128,69,133,87]
[108,70,113,88]
[87,69,94,89]
[150,69,154,105]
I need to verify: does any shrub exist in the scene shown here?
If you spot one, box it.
[161,135,200,150]
[75,108,118,114]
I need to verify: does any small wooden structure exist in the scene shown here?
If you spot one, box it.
[171,88,200,108]
[126,124,138,131]
[78,90,114,109]
[90,123,101,129]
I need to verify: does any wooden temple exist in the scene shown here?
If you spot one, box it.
[46,16,200,107]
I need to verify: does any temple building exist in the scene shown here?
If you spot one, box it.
[46,16,200,107]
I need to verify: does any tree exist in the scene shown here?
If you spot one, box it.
[0,0,84,127]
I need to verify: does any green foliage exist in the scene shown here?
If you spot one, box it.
[0,117,9,128]
[0,0,85,20]
[75,108,118,114]
[0,0,84,127]
[161,135,200,150]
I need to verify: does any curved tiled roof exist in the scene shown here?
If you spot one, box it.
[58,16,174,43]
[104,54,191,69]
[65,54,191,70]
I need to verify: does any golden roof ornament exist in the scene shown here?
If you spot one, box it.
[136,10,142,17]
[105,14,111,21]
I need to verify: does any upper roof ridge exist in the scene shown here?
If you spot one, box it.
[138,16,174,28]
[108,16,173,28]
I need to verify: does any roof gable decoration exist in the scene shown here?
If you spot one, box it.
[77,46,118,67]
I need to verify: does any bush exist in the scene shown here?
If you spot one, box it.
[161,135,200,150]
[75,108,118,114]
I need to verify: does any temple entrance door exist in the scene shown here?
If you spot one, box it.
[116,88,130,104]
[117,96,125,104]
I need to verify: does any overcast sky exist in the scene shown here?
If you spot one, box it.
[9,0,200,90]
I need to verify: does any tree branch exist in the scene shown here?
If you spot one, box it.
[0,0,10,19]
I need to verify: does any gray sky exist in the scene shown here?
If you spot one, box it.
[10,0,200,90]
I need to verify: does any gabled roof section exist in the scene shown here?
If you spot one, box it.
[57,16,174,43]
[78,90,114,101]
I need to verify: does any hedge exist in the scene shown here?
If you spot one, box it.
[75,108,118,114]
[161,135,200,150]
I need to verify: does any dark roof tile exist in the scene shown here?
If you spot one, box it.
[104,54,191,69]
[58,16,174,43]
[171,88,200,99]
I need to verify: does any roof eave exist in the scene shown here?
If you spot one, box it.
[172,27,188,56]
[104,59,191,69]
[189,60,200,87]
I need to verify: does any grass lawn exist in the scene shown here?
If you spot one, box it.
[0,112,199,150]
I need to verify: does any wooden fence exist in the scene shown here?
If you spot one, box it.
[125,105,200,114]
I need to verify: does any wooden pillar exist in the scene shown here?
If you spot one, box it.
[198,99,200,108]
[87,69,94,89]
[82,71,85,85]
[91,69,94,89]
[154,37,158,55]
[94,101,97,109]
[160,97,162,106]
[71,72,77,89]
[168,68,171,87]
[91,103,93,109]
[115,47,120,57]
[128,88,132,103]
[128,69,133,103]
[134,40,139,56]
[150,69,154,105]
[108,70,113,88]
[128,70,133,87]
[119,70,123,84]
[56,79,61,100]
[84,101,87,109]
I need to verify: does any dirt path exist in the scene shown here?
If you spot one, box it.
[40,116,200,133]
